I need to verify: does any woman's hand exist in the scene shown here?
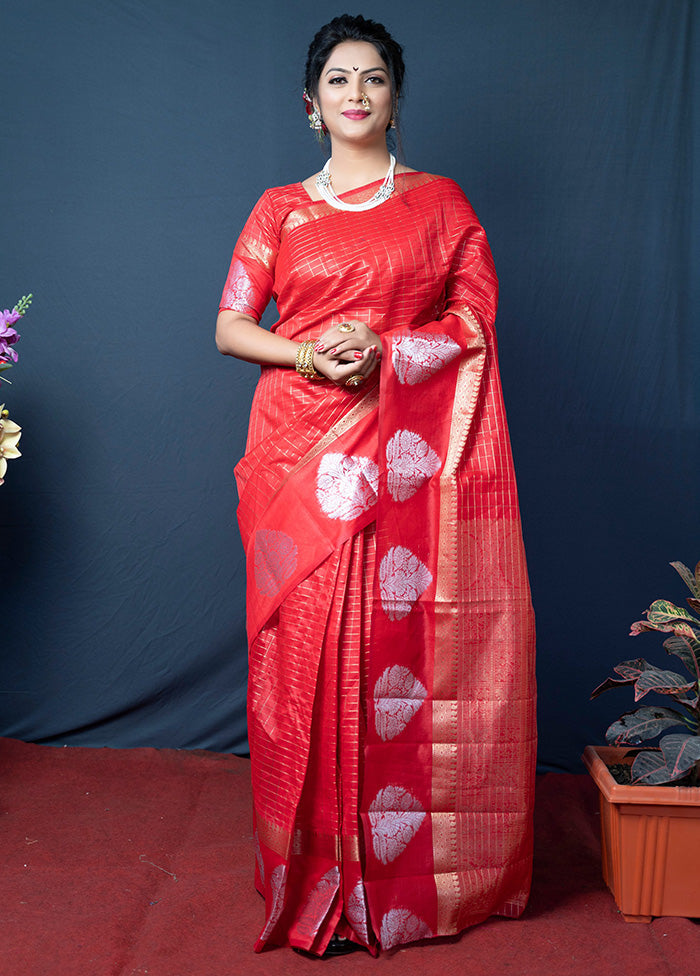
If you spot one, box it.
[312,320,383,387]
[313,343,380,386]
[215,311,382,388]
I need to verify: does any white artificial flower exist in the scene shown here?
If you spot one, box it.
[0,406,22,484]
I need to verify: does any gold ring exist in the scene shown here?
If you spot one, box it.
[337,322,355,333]
[345,374,365,388]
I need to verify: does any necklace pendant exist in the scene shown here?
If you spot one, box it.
[315,154,397,213]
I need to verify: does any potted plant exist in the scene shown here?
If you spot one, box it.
[582,560,700,922]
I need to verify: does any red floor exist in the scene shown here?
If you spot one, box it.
[0,737,697,975]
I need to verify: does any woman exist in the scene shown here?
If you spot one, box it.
[216,14,536,957]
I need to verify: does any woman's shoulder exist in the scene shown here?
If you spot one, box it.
[255,181,309,208]
[244,182,310,233]
[399,170,468,197]
[266,179,308,195]
[398,171,478,216]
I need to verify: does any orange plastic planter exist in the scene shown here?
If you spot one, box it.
[583,745,700,922]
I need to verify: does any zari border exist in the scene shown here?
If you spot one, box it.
[257,813,362,863]
[432,304,486,935]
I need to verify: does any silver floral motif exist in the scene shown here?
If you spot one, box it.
[295,867,340,940]
[254,529,298,597]
[368,785,426,864]
[316,453,379,521]
[385,429,441,502]
[379,907,432,949]
[345,880,370,943]
[259,864,287,941]
[220,258,258,315]
[391,333,462,385]
[373,665,428,741]
[379,546,433,620]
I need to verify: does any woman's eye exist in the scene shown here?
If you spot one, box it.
[366,75,386,85]
[328,76,346,85]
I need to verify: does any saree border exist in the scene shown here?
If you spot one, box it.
[432,303,487,934]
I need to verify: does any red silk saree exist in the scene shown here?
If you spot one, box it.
[220,172,536,955]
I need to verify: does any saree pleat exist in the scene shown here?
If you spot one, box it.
[221,173,537,954]
[251,526,377,954]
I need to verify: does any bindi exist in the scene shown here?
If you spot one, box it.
[352,66,359,71]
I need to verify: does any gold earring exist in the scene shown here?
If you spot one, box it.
[308,106,324,131]
[303,88,325,133]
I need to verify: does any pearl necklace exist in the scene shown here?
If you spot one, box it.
[315,154,397,212]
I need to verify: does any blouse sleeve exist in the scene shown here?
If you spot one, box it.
[219,190,279,320]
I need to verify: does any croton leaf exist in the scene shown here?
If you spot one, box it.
[631,749,674,785]
[632,735,700,785]
[614,659,649,680]
[688,598,700,615]
[630,617,698,639]
[659,733,700,779]
[605,706,688,746]
[646,599,700,633]
[647,599,699,625]
[633,666,698,706]
[664,634,700,681]
[590,659,650,699]
[670,561,700,600]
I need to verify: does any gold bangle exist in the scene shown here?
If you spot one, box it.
[295,340,323,380]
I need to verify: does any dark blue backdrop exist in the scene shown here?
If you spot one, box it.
[1,0,698,770]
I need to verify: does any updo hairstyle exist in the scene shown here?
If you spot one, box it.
[304,14,405,132]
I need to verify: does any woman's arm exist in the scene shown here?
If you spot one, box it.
[215,310,298,366]
[215,310,380,383]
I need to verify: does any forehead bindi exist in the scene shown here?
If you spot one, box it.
[323,41,388,76]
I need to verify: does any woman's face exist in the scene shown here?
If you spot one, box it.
[315,40,393,148]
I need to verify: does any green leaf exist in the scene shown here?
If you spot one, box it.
[664,634,700,681]
[633,666,698,706]
[646,599,700,630]
[605,706,690,746]
[670,561,700,600]
[590,659,650,699]
[660,733,700,779]
[631,750,674,785]
[630,617,698,639]
[629,737,700,785]
[614,659,649,680]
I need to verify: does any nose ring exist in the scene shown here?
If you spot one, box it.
[361,93,370,110]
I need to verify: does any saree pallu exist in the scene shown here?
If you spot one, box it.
[220,173,537,955]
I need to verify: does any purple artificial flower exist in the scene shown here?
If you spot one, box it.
[0,311,20,363]
[1,308,22,329]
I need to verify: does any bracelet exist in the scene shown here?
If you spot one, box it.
[295,340,323,380]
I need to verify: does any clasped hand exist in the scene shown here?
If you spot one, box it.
[312,320,383,386]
